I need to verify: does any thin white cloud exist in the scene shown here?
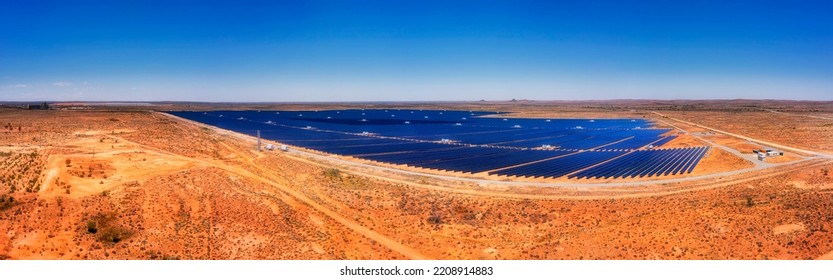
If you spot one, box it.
[12,84,28,88]
[52,81,72,87]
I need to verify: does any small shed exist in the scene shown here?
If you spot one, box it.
[757,152,767,161]
[27,102,50,110]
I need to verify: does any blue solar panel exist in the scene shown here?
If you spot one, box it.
[170,110,711,179]
[489,151,625,178]
[569,147,710,179]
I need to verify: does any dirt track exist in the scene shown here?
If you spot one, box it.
[653,112,832,158]
[106,133,429,260]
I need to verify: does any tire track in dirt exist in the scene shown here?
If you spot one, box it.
[109,134,429,260]
[39,157,60,194]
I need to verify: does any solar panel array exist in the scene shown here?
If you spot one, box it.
[170,110,709,179]
[569,147,709,179]
[363,148,573,174]
[489,151,626,178]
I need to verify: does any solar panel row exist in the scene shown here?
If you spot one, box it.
[314,142,443,156]
[360,147,572,174]
[569,147,709,179]
[489,151,626,178]
[601,132,671,150]
[174,110,669,150]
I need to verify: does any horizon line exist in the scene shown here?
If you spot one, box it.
[2,98,833,104]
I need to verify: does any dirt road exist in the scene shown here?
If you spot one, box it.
[108,133,429,260]
[653,112,831,158]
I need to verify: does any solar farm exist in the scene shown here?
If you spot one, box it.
[171,109,709,180]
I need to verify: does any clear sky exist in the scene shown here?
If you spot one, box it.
[1,0,832,102]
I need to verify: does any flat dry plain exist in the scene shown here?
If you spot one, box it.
[1,101,832,260]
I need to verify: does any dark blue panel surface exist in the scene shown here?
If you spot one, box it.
[170,110,708,179]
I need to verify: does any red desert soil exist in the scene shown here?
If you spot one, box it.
[660,111,833,153]
[1,105,832,260]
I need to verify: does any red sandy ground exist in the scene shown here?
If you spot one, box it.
[1,105,832,259]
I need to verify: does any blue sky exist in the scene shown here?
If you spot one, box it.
[1,0,832,101]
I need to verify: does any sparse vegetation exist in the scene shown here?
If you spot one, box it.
[427,214,443,225]
[84,212,133,244]
[323,168,341,179]
[0,195,12,211]
[98,227,131,243]
[86,220,98,234]
[0,151,46,195]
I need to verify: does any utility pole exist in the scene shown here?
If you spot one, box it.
[257,130,261,152]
